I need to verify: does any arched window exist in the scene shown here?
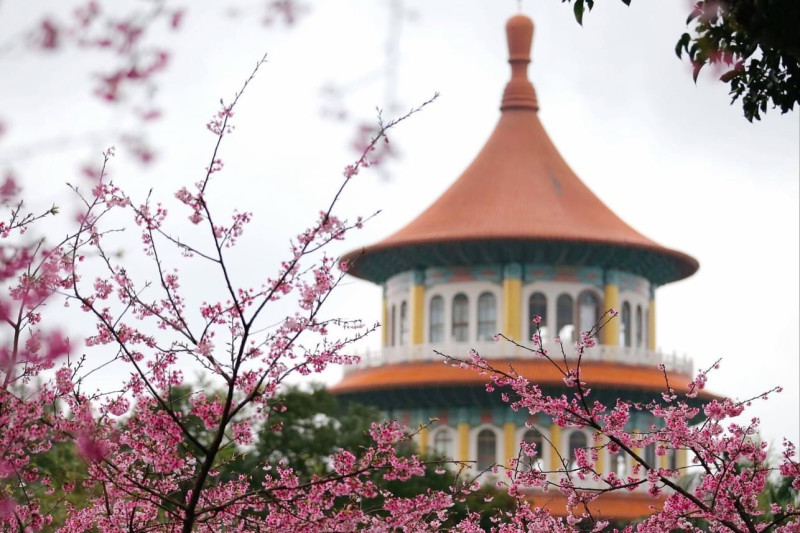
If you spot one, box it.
[477,292,497,341]
[399,301,409,345]
[644,309,650,349]
[568,431,587,470]
[620,302,631,347]
[578,291,600,334]
[477,429,497,470]
[520,429,543,471]
[432,428,454,458]
[528,292,548,343]
[614,453,627,477]
[452,294,469,342]
[390,305,396,346]
[666,448,678,471]
[429,296,444,343]
[635,305,643,348]
[644,442,656,467]
[557,294,574,342]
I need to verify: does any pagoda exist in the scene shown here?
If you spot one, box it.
[333,13,700,519]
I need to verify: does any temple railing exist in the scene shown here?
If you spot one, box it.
[344,341,693,376]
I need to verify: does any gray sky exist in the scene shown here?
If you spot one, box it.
[2,0,798,448]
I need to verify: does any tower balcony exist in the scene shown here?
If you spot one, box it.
[344,341,692,376]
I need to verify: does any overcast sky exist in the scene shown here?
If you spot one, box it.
[2,0,798,448]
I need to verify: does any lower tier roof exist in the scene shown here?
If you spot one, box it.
[332,359,715,410]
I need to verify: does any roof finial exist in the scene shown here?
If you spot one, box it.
[501,14,539,111]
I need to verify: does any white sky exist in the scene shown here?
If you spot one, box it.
[1,1,798,449]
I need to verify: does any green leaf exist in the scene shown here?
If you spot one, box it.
[719,69,738,82]
[573,0,585,25]
[675,33,691,58]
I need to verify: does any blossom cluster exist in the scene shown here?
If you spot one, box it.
[443,317,800,531]
[0,65,454,532]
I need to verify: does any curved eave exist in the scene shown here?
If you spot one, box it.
[332,359,713,399]
[342,238,699,286]
[341,100,701,286]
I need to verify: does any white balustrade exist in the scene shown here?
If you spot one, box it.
[344,341,693,376]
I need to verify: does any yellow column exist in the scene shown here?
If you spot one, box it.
[648,291,657,350]
[410,270,425,345]
[381,295,388,346]
[502,264,522,342]
[548,424,562,471]
[594,433,604,473]
[418,426,429,456]
[458,423,470,463]
[659,444,668,470]
[601,270,620,346]
[504,423,516,468]
[677,447,687,471]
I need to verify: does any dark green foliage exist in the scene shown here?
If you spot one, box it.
[239,384,518,527]
[382,466,517,529]
[562,0,800,121]
[573,0,591,26]
[28,385,518,528]
[26,442,90,528]
[757,471,800,525]
[244,383,382,481]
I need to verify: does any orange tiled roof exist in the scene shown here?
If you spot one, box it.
[530,490,665,520]
[344,15,698,284]
[332,359,706,398]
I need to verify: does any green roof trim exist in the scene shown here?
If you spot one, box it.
[345,239,698,287]
[336,383,709,415]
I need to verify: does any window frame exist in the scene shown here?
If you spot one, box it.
[431,427,455,459]
[428,295,445,343]
[528,292,548,343]
[477,292,497,341]
[518,426,547,471]
[399,300,409,345]
[567,430,589,471]
[556,293,575,342]
[390,304,396,346]
[635,304,643,348]
[621,301,632,347]
[577,290,601,334]
[475,427,499,471]
[452,293,469,342]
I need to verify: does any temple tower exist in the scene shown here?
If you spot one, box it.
[333,13,699,518]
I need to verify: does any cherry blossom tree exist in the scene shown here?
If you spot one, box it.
[439,316,800,532]
[0,51,465,529]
